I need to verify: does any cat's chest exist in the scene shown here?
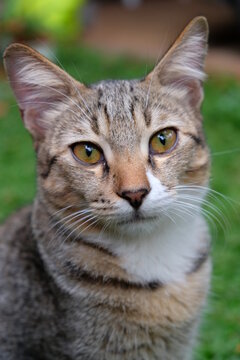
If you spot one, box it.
[54,259,210,358]
[53,282,205,360]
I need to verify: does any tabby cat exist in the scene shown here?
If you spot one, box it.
[0,17,211,360]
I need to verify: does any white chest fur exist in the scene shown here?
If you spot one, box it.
[100,215,208,285]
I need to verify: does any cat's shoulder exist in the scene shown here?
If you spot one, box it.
[0,205,32,242]
[0,205,52,298]
[0,206,33,267]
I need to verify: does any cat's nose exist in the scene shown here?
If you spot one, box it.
[119,188,150,209]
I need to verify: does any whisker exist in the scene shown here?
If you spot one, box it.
[50,214,96,247]
[46,50,94,116]
[175,184,238,206]
[64,214,98,243]
[174,199,226,235]
[8,80,93,123]
[35,40,67,73]
[174,185,238,219]
[167,207,192,224]
[174,201,200,217]
[176,194,229,228]
[212,148,240,156]
[158,207,177,225]
[173,202,217,234]
[50,209,92,232]
[145,52,163,109]
[96,219,111,242]
[54,212,94,240]
[69,217,101,244]
[71,81,93,117]
[11,100,85,120]
[51,205,74,217]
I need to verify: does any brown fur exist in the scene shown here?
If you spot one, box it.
[1,17,211,359]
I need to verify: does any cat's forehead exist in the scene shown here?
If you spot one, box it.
[91,79,145,149]
[93,79,140,115]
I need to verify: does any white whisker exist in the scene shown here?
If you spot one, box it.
[174,199,227,235]
[64,215,98,242]
[212,148,240,156]
[13,100,85,120]
[9,80,93,123]
[145,51,163,109]
[51,205,73,217]
[176,194,228,225]
[50,209,92,232]
[55,212,94,240]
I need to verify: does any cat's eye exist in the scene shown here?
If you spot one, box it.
[150,128,177,155]
[71,142,103,165]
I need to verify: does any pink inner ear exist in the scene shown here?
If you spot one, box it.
[4,52,70,141]
[149,19,207,110]
[9,72,67,141]
[184,79,204,108]
[24,108,48,140]
[165,76,204,108]
[12,81,55,140]
[13,80,56,114]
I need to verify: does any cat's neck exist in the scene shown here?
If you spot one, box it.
[83,215,210,284]
[32,198,210,294]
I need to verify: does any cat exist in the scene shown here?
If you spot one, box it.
[0,16,211,360]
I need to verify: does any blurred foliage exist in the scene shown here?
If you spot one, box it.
[1,0,85,42]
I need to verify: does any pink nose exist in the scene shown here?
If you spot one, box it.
[119,188,150,209]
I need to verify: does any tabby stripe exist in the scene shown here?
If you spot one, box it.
[103,104,111,128]
[186,162,209,173]
[91,115,100,135]
[183,132,203,146]
[49,218,114,256]
[144,108,151,127]
[73,236,115,257]
[97,87,111,129]
[63,251,209,291]
[64,260,161,290]
[187,251,209,274]
[41,156,57,179]
[130,102,136,124]
[97,88,103,109]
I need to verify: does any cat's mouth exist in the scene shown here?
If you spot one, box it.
[117,213,158,226]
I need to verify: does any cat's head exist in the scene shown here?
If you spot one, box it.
[4,17,210,238]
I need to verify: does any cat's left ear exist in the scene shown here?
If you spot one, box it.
[3,43,87,145]
[147,16,209,109]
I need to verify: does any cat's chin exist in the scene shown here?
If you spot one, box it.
[117,213,158,226]
[114,213,161,236]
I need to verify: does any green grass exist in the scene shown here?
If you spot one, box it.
[0,46,240,359]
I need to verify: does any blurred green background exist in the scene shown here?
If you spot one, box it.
[0,0,240,359]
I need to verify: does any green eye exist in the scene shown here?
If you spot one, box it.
[150,128,177,154]
[72,143,102,165]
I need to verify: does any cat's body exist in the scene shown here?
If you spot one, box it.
[0,206,210,360]
[1,17,211,359]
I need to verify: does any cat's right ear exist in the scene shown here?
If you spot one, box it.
[146,17,209,109]
[3,43,86,144]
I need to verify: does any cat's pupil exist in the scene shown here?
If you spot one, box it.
[85,145,93,157]
[158,134,166,146]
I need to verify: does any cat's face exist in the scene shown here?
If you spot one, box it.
[4,17,210,238]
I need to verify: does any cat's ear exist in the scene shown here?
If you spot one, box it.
[3,43,85,143]
[147,17,208,108]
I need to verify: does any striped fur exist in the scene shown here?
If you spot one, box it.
[1,17,211,359]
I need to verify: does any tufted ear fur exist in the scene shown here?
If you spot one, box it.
[147,17,209,109]
[3,43,85,144]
